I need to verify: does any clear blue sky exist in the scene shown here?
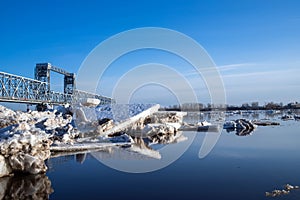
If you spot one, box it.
[0,0,300,106]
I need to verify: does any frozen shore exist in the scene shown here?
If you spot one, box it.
[0,105,62,177]
[0,104,185,177]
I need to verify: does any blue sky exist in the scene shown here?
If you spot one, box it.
[0,0,300,106]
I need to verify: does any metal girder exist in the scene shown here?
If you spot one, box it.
[0,71,49,104]
[35,63,76,95]
[73,90,115,105]
[50,65,72,76]
[64,73,75,94]
[0,69,114,105]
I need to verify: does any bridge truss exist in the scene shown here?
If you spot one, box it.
[0,63,113,105]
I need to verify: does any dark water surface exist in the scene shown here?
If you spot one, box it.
[3,112,300,200]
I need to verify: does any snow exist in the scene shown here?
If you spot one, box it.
[0,105,74,176]
[0,155,12,178]
[0,129,52,176]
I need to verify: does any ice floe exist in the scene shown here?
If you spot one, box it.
[223,119,257,136]
[266,184,300,197]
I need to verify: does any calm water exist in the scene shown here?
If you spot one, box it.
[2,112,300,200]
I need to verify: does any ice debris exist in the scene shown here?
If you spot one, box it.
[125,111,186,144]
[266,184,300,197]
[223,119,257,136]
[0,129,52,177]
[96,104,158,123]
[0,104,188,176]
[0,105,77,177]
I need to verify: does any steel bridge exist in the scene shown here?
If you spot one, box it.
[0,63,113,105]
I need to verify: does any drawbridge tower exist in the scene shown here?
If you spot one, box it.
[35,63,76,95]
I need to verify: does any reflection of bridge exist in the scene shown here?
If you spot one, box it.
[0,63,113,105]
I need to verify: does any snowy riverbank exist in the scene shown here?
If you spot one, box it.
[0,104,186,177]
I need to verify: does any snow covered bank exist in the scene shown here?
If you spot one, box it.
[0,130,52,177]
[0,105,76,177]
[0,104,163,176]
[0,103,188,176]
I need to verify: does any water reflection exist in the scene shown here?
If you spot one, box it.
[75,153,87,164]
[49,138,166,164]
[90,129,188,161]
[225,127,255,136]
[91,138,161,160]
[0,174,53,200]
[43,110,300,199]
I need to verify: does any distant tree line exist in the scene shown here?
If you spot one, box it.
[160,101,300,111]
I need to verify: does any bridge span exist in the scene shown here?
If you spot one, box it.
[0,63,113,105]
